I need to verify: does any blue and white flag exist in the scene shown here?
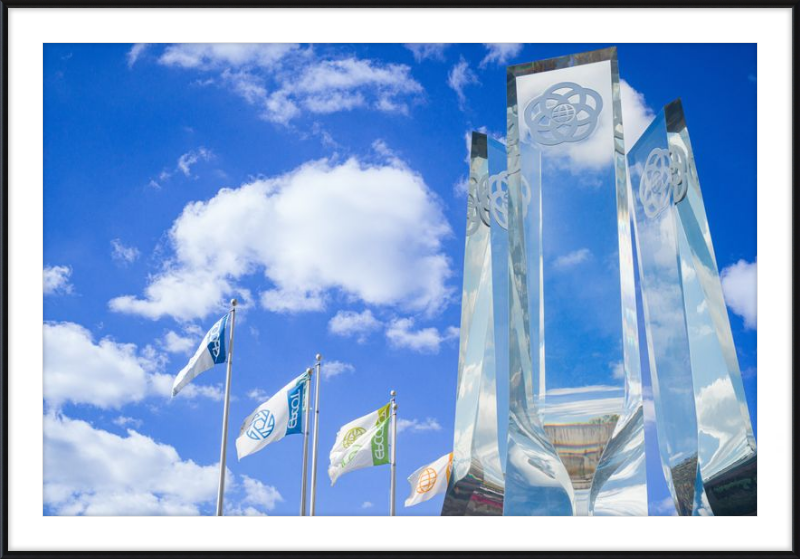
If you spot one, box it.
[236,371,310,460]
[171,314,229,397]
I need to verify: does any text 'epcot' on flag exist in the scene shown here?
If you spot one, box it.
[328,403,391,485]
[171,313,229,397]
[236,371,310,460]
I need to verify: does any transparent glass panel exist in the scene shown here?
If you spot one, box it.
[505,47,644,515]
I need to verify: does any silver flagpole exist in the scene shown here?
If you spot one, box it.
[299,367,313,516]
[390,390,397,517]
[309,353,323,516]
[215,299,237,516]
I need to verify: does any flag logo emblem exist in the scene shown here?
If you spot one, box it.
[343,427,365,448]
[341,444,362,467]
[416,467,438,494]
[246,410,275,441]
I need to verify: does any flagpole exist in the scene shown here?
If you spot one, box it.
[309,353,322,516]
[215,299,237,516]
[390,390,397,517]
[299,367,313,516]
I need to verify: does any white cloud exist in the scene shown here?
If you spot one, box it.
[396,417,442,434]
[361,501,374,509]
[44,321,221,409]
[44,265,73,295]
[447,57,479,108]
[386,318,458,354]
[177,147,214,177]
[404,44,449,62]
[111,239,140,265]
[721,259,757,329]
[155,45,424,125]
[112,415,143,429]
[159,43,302,70]
[620,79,656,147]
[162,330,197,355]
[111,157,453,321]
[610,361,625,380]
[480,43,523,67]
[553,248,591,269]
[651,496,678,516]
[241,475,283,510]
[328,309,381,342]
[321,360,355,380]
[44,413,228,515]
[148,147,214,188]
[127,43,150,68]
[247,388,271,402]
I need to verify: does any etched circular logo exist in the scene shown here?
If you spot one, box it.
[669,145,689,203]
[639,148,672,218]
[489,172,531,231]
[343,427,366,448]
[246,410,275,441]
[416,467,438,494]
[524,82,603,146]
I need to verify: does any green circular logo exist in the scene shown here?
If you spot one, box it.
[343,427,366,448]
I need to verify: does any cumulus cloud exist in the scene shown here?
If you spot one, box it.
[44,265,73,295]
[44,321,221,409]
[247,388,271,402]
[110,157,454,322]
[553,248,591,269]
[621,79,656,147]
[720,259,757,329]
[396,417,442,434]
[448,57,479,109]
[321,360,355,380]
[328,309,382,342]
[162,330,198,355]
[361,501,374,509]
[44,413,278,516]
[480,43,523,67]
[111,239,140,265]
[154,44,424,125]
[386,318,458,353]
[404,44,449,62]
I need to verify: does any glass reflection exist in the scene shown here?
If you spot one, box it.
[629,100,756,516]
[441,132,505,515]
[505,47,644,515]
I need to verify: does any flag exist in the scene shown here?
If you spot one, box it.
[328,403,391,485]
[171,314,229,397]
[236,371,310,460]
[404,452,452,507]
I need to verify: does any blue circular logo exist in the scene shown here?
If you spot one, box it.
[246,410,276,441]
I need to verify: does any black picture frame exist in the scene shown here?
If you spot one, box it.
[1,2,796,556]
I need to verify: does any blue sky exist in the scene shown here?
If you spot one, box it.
[42,43,756,517]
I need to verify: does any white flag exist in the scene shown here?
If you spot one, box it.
[172,314,229,397]
[236,371,310,460]
[328,403,391,485]
[404,452,452,507]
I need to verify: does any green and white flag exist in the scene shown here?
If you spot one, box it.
[328,402,391,485]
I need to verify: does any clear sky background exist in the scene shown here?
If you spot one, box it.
[42,43,757,517]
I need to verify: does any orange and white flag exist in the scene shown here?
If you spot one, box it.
[404,452,453,507]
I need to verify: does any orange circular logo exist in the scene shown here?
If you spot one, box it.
[416,467,437,494]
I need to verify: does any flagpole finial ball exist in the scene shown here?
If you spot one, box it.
[316,353,322,361]
[230,299,237,307]
[390,390,396,397]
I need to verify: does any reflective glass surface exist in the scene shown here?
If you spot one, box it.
[505,47,645,515]
[629,100,756,516]
[441,133,505,515]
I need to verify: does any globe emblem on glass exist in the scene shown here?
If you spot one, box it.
[669,144,689,203]
[466,172,491,236]
[416,467,438,494]
[245,410,276,441]
[639,148,673,218]
[343,426,365,448]
[489,172,531,231]
[524,82,603,146]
